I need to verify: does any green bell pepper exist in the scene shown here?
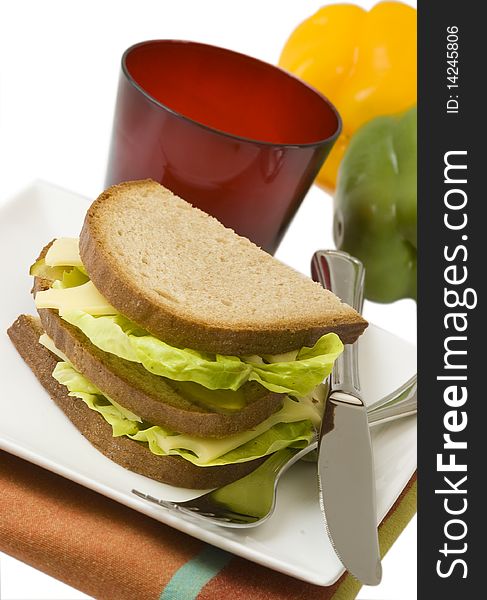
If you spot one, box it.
[333,107,417,303]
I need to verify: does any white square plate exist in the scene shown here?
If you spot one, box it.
[0,181,416,587]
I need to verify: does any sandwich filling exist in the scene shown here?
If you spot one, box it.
[43,343,320,466]
[33,238,345,467]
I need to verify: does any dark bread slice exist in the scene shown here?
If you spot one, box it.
[33,243,283,438]
[80,179,368,355]
[7,315,265,489]
[37,303,283,438]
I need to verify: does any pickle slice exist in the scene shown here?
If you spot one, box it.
[30,259,89,288]
[30,258,68,281]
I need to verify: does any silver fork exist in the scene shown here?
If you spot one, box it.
[132,376,417,528]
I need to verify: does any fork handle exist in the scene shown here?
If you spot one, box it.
[367,375,417,426]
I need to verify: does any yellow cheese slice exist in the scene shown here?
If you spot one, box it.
[39,333,70,362]
[154,395,317,463]
[35,281,116,315]
[45,238,83,268]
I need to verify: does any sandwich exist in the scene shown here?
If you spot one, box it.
[7,179,367,489]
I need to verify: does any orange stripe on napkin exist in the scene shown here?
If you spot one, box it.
[0,451,202,600]
[0,449,416,600]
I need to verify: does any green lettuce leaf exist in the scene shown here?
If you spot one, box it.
[52,361,315,466]
[59,310,343,397]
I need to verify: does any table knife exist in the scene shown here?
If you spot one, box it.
[312,250,382,586]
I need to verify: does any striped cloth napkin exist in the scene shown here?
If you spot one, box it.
[0,451,416,600]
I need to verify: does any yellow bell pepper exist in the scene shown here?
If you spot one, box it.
[279,1,417,193]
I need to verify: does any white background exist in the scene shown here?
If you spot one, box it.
[0,1,416,598]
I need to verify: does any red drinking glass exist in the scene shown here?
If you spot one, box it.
[105,40,341,254]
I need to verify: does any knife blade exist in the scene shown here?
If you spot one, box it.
[312,250,382,585]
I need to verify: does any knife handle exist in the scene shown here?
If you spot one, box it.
[311,250,365,396]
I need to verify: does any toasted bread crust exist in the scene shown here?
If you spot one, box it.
[79,180,367,355]
[7,315,265,489]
